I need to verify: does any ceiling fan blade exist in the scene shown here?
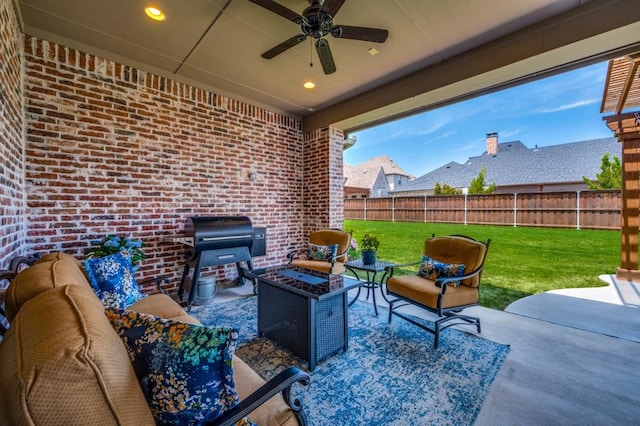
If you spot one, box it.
[321,0,346,17]
[331,25,389,43]
[262,34,307,59]
[315,39,336,75]
[248,0,301,23]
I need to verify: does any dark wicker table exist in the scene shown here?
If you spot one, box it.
[345,259,396,316]
[246,265,364,371]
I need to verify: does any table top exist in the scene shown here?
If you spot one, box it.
[246,265,363,299]
[345,259,397,272]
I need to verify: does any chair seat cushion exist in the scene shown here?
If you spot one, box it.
[290,259,346,275]
[387,274,479,310]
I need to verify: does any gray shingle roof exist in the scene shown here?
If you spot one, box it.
[344,155,411,189]
[399,137,621,191]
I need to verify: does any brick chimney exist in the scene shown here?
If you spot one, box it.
[486,132,498,155]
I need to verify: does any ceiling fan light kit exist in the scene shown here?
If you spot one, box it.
[249,0,388,75]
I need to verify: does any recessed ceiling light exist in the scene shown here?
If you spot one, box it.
[368,48,379,56]
[303,81,316,89]
[145,6,166,21]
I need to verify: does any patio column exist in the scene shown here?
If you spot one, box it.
[302,126,345,235]
[604,112,640,282]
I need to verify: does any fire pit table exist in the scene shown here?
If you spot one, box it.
[246,265,364,371]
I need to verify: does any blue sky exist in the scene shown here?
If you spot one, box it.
[343,61,613,177]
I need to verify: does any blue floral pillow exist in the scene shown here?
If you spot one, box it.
[84,250,146,309]
[418,255,465,285]
[106,309,255,426]
[307,243,338,261]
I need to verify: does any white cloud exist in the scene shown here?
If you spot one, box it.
[536,99,599,113]
[425,130,457,144]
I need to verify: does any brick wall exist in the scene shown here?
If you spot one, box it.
[303,126,345,234]
[22,36,310,290]
[0,0,26,270]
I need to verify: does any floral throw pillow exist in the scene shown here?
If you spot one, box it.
[418,255,466,285]
[84,250,146,309]
[307,243,338,261]
[106,309,255,426]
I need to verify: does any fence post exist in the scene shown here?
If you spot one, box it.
[424,193,428,223]
[392,195,395,223]
[464,193,468,225]
[576,190,581,230]
[513,193,518,227]
[364,198,367,221]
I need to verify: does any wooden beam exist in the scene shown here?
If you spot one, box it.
[604,111,640,281]
[615,57,640,114]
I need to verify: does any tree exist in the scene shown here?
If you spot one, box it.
[468,165,496,194]
[583,152,621,190]
[433,182,462,195]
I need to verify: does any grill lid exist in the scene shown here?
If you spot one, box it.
[184,216,254,254]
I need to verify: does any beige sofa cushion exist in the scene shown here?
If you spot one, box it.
[233,356,299,426]
[0,284,154,425]
[128,292,189,318]
[4,252,91,321]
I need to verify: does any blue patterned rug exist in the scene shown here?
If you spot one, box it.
[193,296,509,426]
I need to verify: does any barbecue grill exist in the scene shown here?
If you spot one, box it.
[174,216,266,307]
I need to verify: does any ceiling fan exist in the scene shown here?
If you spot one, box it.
[249,0,389,74]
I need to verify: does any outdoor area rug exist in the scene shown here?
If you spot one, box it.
[193,296,510,426]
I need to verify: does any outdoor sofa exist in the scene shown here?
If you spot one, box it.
[0,252,308,425]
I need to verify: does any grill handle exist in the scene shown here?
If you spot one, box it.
[200,234,253,242]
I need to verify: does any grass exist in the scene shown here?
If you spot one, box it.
[345,220,620,310]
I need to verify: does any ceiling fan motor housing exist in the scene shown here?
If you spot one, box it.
[298,1,333,39]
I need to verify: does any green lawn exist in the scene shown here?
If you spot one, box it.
[344,220,620,310]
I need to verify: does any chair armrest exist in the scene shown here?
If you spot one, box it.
[287,248,307,263]
[208,366,310,426]
[137,276,171,295]
[332,245,350,264]
[435,264,485,291]
[383,260,421,282]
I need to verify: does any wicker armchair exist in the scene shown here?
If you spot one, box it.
[385,235,491,348]
[287,229,351,275]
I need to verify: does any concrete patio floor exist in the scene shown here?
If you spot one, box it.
[474,275,640,425]
[212,274,640,425]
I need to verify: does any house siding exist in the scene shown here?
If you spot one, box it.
[2,31,342,290]
[0,0,26,268]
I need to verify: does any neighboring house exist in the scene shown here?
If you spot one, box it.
[391,133,621,196]
[344,156,413,198]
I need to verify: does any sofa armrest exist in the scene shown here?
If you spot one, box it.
[208,367,310,426]
[137,276,171,295]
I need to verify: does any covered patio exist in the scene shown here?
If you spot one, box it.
[2,1,640,424]
[209,273,640,424]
